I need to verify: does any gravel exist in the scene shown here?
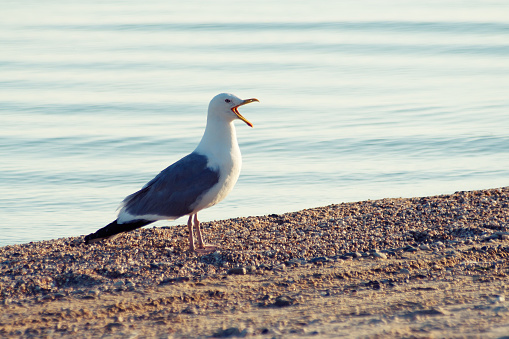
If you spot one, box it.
[0,186,508,337]
[1,187,508,300]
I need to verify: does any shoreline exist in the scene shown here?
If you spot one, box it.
[1,186,508,337]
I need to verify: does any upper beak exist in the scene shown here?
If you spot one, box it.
[232,98,259,127]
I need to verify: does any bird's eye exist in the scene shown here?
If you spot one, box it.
[225,99,231,103]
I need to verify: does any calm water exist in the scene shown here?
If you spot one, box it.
[1,1,509,246]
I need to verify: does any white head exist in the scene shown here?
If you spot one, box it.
[208,93,259,127]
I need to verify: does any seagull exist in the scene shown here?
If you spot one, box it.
[84,93,258,253]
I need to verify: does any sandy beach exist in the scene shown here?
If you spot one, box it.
[1,187,508,338]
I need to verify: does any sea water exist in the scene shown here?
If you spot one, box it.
[1,0,509,245]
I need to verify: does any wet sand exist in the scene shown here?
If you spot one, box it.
[1,187,508,338]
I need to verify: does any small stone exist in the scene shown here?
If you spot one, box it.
[420,307,449,316]
[113,281,124,288]
[493,232,509,240]
[125,281,136,290]
[404,246,418,252]
[372,252,387,259]
[400,268,410,274]
[258,264,269,270]
[182,305,198,314]
[274,295,295,307]
[446,250,458,257]
[81,294,96,300]
[261,294,272,301]
[160,276,190,285]
[227,267,247,275]
[309,257,328,263]
[105,322,124,332]
[246,265,257,273]
[285,259,302,266]
[404,307,448,320]
[275,264,286,271]
[367,280,382,290]
[55,322,68,331]
[212,327,242,338]
[491,294,506,303]
[419,244,431,251]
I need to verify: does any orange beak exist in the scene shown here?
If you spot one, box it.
[231,98,258,127]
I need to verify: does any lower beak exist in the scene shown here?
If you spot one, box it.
[232,98,259,127]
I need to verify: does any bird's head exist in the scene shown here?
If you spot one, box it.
[208,93,259,127]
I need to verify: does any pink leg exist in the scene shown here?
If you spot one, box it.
[193,214,217,254]
[187,215,195,251]
[193,214,205,248]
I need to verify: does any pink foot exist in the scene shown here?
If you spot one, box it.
[195,244,218,254]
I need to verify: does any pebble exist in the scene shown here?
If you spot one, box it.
[490,294,506,303]
[182,305,198,314]
[372,251,387,259]
[285,259,301,266]
[0,186,508,302]
[275,264,286,271]
[309,257,324,263]
[105,322,124,331]
[246,265,257,273]
[125,281,136,290]
[112,281,125,290]
[212,327,246,338]
[404,307,449,319]
[227,267,247,275]
[274,295,295,307]
[419,244,431,251]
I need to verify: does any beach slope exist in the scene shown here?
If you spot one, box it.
[1,187,508,337]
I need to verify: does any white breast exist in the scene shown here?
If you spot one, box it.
[190,145,241,213]
[190,116,243,214]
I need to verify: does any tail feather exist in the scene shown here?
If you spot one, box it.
[84,219,154,244]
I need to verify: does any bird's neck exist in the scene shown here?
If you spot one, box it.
[194,116,239,159]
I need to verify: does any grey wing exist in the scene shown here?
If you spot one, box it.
[121,152,220,218]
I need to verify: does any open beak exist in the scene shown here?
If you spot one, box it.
[231,98,259,127]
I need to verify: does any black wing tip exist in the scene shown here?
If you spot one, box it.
[84,234,98,245]
[83,219,119,245]
[83,219,154,245]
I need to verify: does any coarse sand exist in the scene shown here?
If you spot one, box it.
[1,187,509,338]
